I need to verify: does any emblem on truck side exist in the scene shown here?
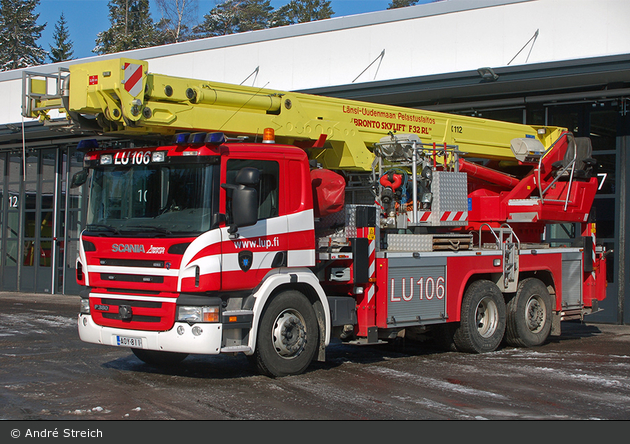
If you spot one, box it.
[238,250,253,272]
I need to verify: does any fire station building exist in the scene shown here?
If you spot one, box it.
[0,0,628,325]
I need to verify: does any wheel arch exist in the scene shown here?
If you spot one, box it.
[451,272,496,322]
[452,269,558,321]
[246,268,331,357]
[516,270,557,310]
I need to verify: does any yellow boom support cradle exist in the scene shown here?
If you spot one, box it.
[23,58,564,171]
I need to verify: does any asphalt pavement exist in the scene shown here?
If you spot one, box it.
[1,291,629,422]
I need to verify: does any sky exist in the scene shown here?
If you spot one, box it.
[34,0,434,61]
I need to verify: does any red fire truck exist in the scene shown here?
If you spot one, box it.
[24,58,607,376]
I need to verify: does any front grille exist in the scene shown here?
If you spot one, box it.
[91,295,175,331]
[102,313,160,323]
[100,298,162,308]
[100,273,164,283]
[99,258,165,268]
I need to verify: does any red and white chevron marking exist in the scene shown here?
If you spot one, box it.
[357,226,377,303]
[367,238,376,302]
[590,223,597,280]
[417,211,431,222]
[440,211,467,222]
[123,62,144,97]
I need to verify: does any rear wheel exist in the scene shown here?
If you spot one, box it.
[505,278,552,347]
[252,290,319,377]
[131,348,188,366]
[453,280,506,353]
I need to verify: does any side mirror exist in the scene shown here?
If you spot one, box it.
[221,167,260,233]
[231,186,258,228]
[71,169,88,188]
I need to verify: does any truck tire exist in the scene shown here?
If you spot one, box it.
[252,290,319,377]
[505,278,552,347]
[453,280,506,353]
[131,348,188,366]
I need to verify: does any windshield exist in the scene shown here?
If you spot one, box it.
[86,162,218,236]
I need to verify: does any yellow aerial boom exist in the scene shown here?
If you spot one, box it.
[23,57,563,171]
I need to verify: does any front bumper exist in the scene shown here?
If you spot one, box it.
[78,314,223,355]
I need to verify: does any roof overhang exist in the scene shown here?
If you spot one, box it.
[299,54,630,112]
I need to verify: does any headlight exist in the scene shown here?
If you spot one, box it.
[100,154,113,165]
[80,298,90,314]
[177,306,219,323]
[152,151,166,162]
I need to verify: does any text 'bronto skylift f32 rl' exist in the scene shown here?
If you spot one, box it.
[23,58,607,376]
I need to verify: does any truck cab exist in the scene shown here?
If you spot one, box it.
[77,134,330,377]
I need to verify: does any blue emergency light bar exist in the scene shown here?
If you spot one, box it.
[77,139,99,151]
[173,132,226,146]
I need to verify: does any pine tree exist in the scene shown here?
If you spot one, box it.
[0,0,47,71]
[387,0,419,9]
[194,0,273,38]
[94,0,160,55]
[271,0,334,27]
[193,0,238,37]
[237,0,273,32]
[49,12,74,63]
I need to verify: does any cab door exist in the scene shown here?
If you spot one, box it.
[221,158,287,291]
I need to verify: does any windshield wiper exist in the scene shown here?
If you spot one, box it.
[86,224,121,235]
[127,225,173,235]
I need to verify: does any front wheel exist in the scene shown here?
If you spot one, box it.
[252,290,319,377]
[505,278,553,347]
[453,280,506,353]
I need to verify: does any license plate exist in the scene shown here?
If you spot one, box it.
[116,336,143,348]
